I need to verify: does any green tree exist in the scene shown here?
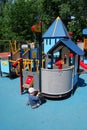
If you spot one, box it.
[66,0,87,41]
[0,0,43,41]
[0,0,87,42]
[41,0,87,41]
[10,0,43,40]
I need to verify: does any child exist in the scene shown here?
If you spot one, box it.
[26,87,42,109]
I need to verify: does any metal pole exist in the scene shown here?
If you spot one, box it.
[19,58,23,94]
[39,21,42,92]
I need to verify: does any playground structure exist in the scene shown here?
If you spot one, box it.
[0,54,45,77]
[41,17,85,98]
[16,16,85,99]
[78,28,87,70]
[77,38,87,70]
[79,39,87,70]
[0,17,87,100]
[0,52,11,76]
[0,52,22,77]
[41,38,84,98]
[0,40,45,77]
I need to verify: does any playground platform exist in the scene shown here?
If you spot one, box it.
[0,72,87,130]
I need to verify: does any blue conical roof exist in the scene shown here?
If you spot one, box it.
[43,16,70,39]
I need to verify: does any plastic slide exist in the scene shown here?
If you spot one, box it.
[80,60,87,69]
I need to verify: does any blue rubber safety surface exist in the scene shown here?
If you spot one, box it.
[0,73,87,130]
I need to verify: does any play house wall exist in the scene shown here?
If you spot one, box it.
[41,55,78,97]
[41,41,80,97]
[54,46,78,76]
[41,67,74,96]
[44,38,59,54]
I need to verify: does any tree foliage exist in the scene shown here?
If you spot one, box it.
[0,0,87,41]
